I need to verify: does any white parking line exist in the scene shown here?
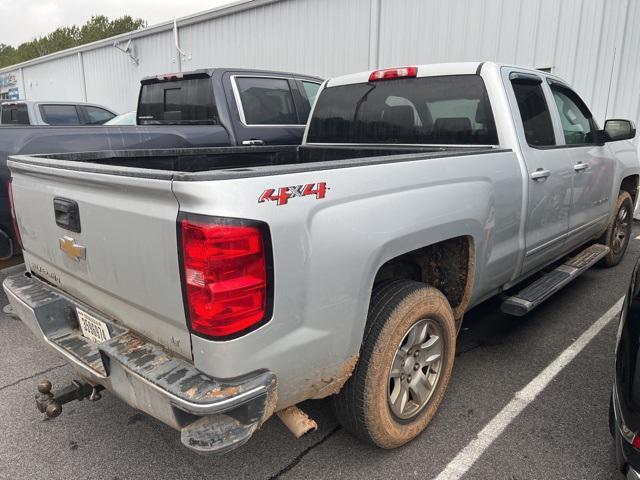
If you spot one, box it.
[432,296,624,480]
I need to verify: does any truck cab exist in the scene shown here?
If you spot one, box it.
[137,68,322,145]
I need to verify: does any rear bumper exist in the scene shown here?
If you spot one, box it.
[3,267,277,454]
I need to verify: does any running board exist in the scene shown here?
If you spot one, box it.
[501,244,610,316]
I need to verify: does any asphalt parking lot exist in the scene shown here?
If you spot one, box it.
[1,228,639,480]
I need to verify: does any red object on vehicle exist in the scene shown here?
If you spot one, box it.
[632,434,640,450]
[156,72,184,81]
[180,217,269,338]
[7,179,22,249]
[369,66,418,82]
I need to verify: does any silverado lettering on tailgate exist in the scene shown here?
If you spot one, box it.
[258,182,328,206]
[29,262,62,286]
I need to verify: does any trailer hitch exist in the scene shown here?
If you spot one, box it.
[35,379,104,418]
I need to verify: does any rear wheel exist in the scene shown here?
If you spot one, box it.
[601,191,633,267]
[332,280,456,448]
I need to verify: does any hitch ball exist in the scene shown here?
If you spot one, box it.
[45,402,62,418]
[37,380,52,395]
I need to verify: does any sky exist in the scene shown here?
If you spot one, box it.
[0,0,238,46]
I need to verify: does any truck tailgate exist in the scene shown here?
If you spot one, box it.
[8,160,190,358]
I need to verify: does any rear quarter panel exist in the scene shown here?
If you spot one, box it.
[173,149,522,407]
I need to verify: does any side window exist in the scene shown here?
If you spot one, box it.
[235,77,298,125]
[511,80,556,147]
[302,81,321,106]
[40,104,81,125]
[1,104,29,124]
[550,86,595,145]
[84,106,115,125]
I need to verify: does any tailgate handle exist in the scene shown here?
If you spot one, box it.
[53,198,81,233]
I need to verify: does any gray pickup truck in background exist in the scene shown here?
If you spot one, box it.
[0,100,117,125]
[0,68,322,259]
[3,62,638,454]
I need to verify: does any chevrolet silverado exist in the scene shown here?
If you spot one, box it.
[3,62,638,453]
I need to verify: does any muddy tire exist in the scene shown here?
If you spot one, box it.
[332,280,456,448]
[600,191,633,267]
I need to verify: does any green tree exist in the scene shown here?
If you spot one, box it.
[0,15,146,69]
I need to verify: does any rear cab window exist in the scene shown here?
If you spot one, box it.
[306,75,498,145]
[234,76,299,125]
[138,77,218,125]
[39,104,81,125]
[1,103,29,124]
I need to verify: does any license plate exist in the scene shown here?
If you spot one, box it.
[77,308,111,344]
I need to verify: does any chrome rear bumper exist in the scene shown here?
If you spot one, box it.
[3,267,277,454]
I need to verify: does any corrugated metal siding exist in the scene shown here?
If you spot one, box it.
[82,31,175,113]
[375,0,637,125]
[21,55,83,102]
[3,0,640,132]
[179,0,371,78]
[609,0,640,127]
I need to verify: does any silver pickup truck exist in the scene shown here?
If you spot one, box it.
[4,62,639,454]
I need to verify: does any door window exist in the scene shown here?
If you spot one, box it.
[550,86,595,145]
[302,81,321,105]
[235,77,298,125]
[511,80,556,147]
[84,106,115,125]
[39,104,81,125]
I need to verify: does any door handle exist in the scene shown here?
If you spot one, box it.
[242,139,265,146]
[531,169,551,181]
[574,162,589,172]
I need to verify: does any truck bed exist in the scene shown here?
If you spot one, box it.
[11,144,502,180]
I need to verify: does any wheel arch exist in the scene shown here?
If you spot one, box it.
[370,235,476,320]
[620,174,639,206]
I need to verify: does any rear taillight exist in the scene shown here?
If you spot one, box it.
[7,179,22,249]
[180,215,272,339]
[369,66,418,82]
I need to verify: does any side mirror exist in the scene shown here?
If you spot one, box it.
[603,119,636,142]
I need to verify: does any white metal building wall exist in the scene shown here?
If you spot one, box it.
[82,31,176,112]
[179,0,371,78]
[1,0,639,128]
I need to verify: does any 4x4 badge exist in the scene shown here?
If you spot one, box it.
[59,236,86,261]
[259,182,328,206]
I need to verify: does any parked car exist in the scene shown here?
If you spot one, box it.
[104,111,136,125]
[0,100,117,126]
[4,62,638,454]
[612,258,640,479]
[0,68,322,259]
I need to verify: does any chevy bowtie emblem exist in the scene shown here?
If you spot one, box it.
[59,236,86,261]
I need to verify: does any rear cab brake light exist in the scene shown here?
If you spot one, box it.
[179,214,273,340]
[156,72,184,81]
[369,66,418,82]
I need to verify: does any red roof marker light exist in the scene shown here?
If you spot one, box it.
[369,66,418,82]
